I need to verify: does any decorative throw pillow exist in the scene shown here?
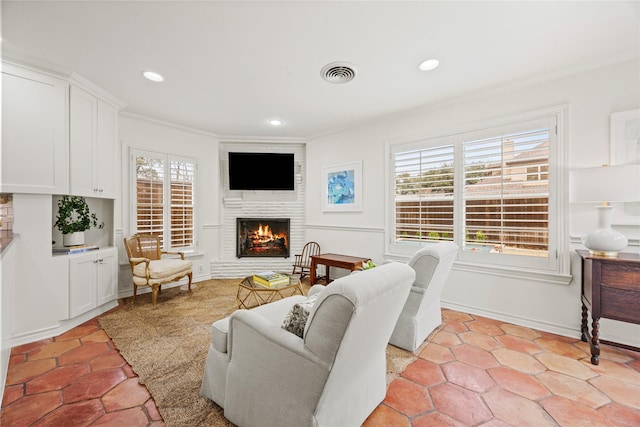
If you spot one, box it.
[281,294,318,338]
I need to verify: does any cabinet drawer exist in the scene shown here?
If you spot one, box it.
[601,263,640,291]
[601,286,640,324]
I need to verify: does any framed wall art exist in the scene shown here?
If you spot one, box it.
[322,161,362,212]
[610,108,640,166]
[610,109,640,226]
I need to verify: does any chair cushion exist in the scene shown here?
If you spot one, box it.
[133,259,192,279]
[281,294,318,338]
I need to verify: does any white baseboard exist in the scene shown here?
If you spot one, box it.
[6,301,118,349]
[442,301,580,340]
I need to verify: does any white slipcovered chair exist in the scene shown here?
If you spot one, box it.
[200,262,415,427]
[389,242,458,352]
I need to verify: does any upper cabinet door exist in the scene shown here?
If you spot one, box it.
[69,85,97,197]
[96,100,117,198]
[69,85,118,199]
[1,64,69,194]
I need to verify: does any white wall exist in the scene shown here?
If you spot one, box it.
[118,115,221,293]
[305,59,640,346]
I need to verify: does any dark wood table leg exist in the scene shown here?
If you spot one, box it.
[310,259,317,285]
[590,316,601,365]
[581,303,589,342]
[325,266,331,284]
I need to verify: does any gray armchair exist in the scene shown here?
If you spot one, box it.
[389,242,458,352]
[200,262,415,427]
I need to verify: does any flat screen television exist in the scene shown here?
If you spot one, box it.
[228,152,295,191]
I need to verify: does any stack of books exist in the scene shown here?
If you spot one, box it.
[52,244,99,254]
[252,271,290,288]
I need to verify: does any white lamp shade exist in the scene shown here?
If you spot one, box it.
[570,164,640,256]
[570,164,640,203]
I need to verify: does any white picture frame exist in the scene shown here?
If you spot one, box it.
[610,109,640,226]
[322,161,362,212]
[610,108,640,166]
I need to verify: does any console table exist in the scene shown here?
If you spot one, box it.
[577,250,640,365]
[310,253,371,285]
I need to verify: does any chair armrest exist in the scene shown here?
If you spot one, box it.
[400,285,427,316]
[161,251,185,260]
[308,284,325,297]
[129,257,150,279]
[129,257,149,266]
[228,310,329,367]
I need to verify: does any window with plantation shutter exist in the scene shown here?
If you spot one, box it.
[388,110,566,276]
[169,159,195,248]
[133,150,196,251]
[462,125,550,258]
[394,144,455,243]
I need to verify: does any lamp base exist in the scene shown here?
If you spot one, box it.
[587,249,621,258]
[582,227,628,259]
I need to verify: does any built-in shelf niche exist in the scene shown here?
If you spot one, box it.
[51,195,114,250]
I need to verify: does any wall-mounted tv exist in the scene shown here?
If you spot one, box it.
[228,152,295,191]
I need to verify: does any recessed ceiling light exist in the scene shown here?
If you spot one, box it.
[269,119,283,126]
[142,71,164,82]
[418,59,440,72]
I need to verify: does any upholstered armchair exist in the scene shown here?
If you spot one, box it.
[200,262,415,427]
[389,242,458,352]
[123,234,192,308]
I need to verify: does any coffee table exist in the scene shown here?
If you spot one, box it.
[310,253,371,285]
[237,273,305,309]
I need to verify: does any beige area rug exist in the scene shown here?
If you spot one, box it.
[99,279,419,427]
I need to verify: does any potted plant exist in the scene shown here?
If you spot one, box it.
[54,196,104,246]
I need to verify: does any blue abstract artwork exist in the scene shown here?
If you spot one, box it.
[327,169,355,205]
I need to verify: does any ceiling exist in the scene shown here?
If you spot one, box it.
[2,1,639,139]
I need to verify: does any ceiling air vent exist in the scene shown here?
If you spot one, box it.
[321,62,357,84]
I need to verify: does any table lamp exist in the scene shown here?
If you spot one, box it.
[569,164,640,257]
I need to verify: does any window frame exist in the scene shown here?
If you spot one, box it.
[385,106,571,284]
[130,149,197,252]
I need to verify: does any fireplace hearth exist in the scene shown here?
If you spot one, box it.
[237,218,290,258]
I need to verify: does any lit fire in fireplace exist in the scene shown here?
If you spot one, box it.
[237,218,290,258]
[251,224,288,248]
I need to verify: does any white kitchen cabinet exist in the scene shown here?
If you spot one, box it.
[69,85,118,198]
[69,247,117,318]
[1,63,68,194]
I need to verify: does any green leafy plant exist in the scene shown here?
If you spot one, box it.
[427,231,439,240]
[361,260,377,270]
[475,230,487,242]
[54,196,104,234]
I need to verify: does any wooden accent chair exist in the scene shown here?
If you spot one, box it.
[291,241,320,279]
[124,234,193,308]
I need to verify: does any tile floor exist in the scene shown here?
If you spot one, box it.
[1,308,639,426]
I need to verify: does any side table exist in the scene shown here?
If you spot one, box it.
[577,250,640,365]
[310,253,371,285]
[237,273,305,309]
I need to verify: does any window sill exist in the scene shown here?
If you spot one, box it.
[384,252,572,286]
[453,260,572,285]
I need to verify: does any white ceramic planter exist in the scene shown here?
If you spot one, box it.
[63,231,85,247]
